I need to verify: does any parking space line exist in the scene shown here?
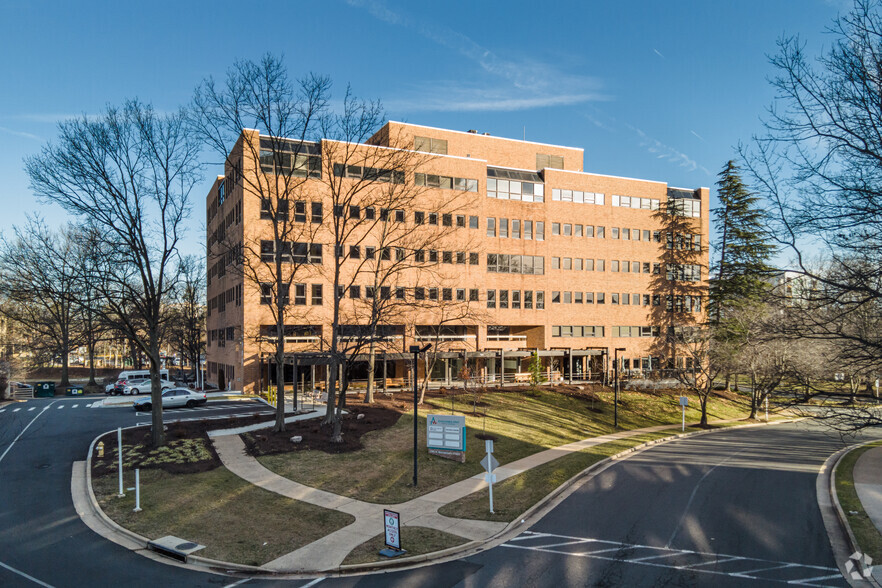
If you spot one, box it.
[13,408,21,412]
[28,407,36,411]
[57,406,64,409]
[0,560,55,587]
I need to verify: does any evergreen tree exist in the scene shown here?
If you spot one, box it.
[709,160,775,324]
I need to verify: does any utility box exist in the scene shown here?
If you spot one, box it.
[34,382,55,397]
[66,386,84,396]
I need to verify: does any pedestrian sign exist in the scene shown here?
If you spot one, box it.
[379,509,406,558]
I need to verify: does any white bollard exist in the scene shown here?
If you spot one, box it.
[133,468,142,512]
[117,427,125,497]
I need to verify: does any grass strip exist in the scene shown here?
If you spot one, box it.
[439,429,699,523]
[341,526,469,565]
[257,389,750,504]
[835,440,882,564]
[93,467,355,566]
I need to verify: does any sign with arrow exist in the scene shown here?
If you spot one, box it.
[482,440,498,513]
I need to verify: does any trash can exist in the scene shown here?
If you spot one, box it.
[66,386,84,396]
[34,382,55,397]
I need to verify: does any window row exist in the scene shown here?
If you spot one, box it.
[208,327,237,348]
[334,205,406,223]
[339,285,480,302]
[261,199,323,223]
[487,178,546,202]
[547,222,606,238]
[339,245,480,266]
[486,254,545,275]
[259,283,323,307]
[486,290,546,309]
[333,163,405,184]
[414,173,478,192]
[612,326,661,338]
[611,195,661,210]
[487,218,545,240]
[207,284,242,316]
[551,326,604,337]
[551,189,605,205]
[665,264,702,282]
[669,198,702,218]
[260,241,323,264]
[259,150,321,178]
[415,211,479,229]
[666,232,702,252]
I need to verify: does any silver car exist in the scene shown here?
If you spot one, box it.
[121,378,173,395]
[132,388,207,411]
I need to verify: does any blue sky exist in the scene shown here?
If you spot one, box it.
[0,0,847,256]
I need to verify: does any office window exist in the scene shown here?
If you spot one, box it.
[443,288,453,301]
[585,225,595,238]
[443,213,453,227]
[536,221,545,241]
[443,251,453,264]
[469,252,479,265]
[611,260,620,272]
[365,246,375,260]
[470,288,479,301]
[487,289,496,308]
[585,259,594,271]
[552,257,560,270]
[623,228,630,240]
[365,286,375,299]
[622,293,630,305]
[429,250,438,263]
[563,291,572,304]
[414,136,448,154]
[512,290,521,309]
[564,223,572,236]
[653,230,661,242]
[456,215,466,228]
[597,259,605,271]
[597,292,605,304]
[632,262,640,273]
[381,286,391,299]
[395,209,405,223]
[633,293,641,305]
[552,222,561,236]
[349,245,360,259]
[415,287,425,300]
[396,287,406,300]
[552,291,561,304]
[563,257,572,270]
[643,294,651,306]
[456,251,466,264]
[586,292,594,303]
[622,261,630,273]
[597,226,605,238]
[364,206,375,220]
[574,258,583,271]
[536,291,545,309]
[259,283,272,305]
[429,212,438,225]
[429,288,438,301]
[611,227,620,239]
[469,215,479,229]
[499,290,509,309]
[349,285,361,299]
[500,218,509,238]
[512,219,521,239]
[349,205,360,219]
[456,288,465,301]
[415,211,425,224]
[487,218,496,237]
[612,293,619,304]
[524,220,533,240]
[575,224,583,237]
[525,290,533,309]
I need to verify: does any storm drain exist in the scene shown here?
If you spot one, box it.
[147,535,205,563]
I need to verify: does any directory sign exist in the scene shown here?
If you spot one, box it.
[427,414,466,462]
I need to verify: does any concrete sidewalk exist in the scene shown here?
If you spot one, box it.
[853,447,882,534]
[210,420,720,572]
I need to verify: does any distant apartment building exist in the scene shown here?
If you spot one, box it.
[205,122,708,392]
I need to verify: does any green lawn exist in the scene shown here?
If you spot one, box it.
[341,526,468,565]
[93,467,354,566]
[835,441,882,564]
[255,388,751,504]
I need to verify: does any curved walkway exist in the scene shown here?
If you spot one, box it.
[210,421,709,572]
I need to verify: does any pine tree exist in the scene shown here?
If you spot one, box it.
[709,160,775,324]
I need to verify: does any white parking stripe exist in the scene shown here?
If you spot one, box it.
[28,407,36,411]
[13,408,21,412]
[0,560,55,587]
[57,406,64,409]
[0,409,5,413]
[71,404,78,408]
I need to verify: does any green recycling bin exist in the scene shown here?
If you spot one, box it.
[66,386,84,396]
[35,382,55,397]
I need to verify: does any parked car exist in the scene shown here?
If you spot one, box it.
[12,382,33,392]
[120,378,174,396]
[105,369,170,394]
[132,388,208,411]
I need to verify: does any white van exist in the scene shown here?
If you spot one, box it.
[105,369,171,394]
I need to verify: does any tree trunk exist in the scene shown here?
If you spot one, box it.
[273,348,286,432]
[700,393,709,427]
[149,346,165,448]
[60,334,71,389]
[748,374,758,419]
[365,342,375,404]
[87,338,97,387]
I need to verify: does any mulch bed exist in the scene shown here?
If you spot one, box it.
[242,405,402,456]
[91,411,301,476]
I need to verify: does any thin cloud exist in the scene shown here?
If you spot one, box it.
[630,124,712,176]
[347,0,606,112]
[690,130,706,142]
[653,48,665,59]
[0,126,42,141]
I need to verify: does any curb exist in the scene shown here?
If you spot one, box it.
[826,440,882,587]
[76,416,799,577]
[318,417,803,575]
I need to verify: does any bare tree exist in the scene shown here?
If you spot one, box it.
[26,100,201,447]
[666,326,728,426]
[167,255,206,381]
[192,55,328,432]
[0,218,84,388]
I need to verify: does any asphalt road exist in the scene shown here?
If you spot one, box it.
[0,398,869,588]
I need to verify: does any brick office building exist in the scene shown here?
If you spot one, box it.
[205,122,708,393]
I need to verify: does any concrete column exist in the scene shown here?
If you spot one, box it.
[382,354,387,394]
[568,350,573,385]
[501,349,505,386]
[445,358,451,386]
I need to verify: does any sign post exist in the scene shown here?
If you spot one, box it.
[427,414,466,462]
[679,396,688,431]
[379,509,406,558]
[481,440,499,514]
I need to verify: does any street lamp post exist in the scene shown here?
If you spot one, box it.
[410,343,431,487]
[614,348,626,428]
